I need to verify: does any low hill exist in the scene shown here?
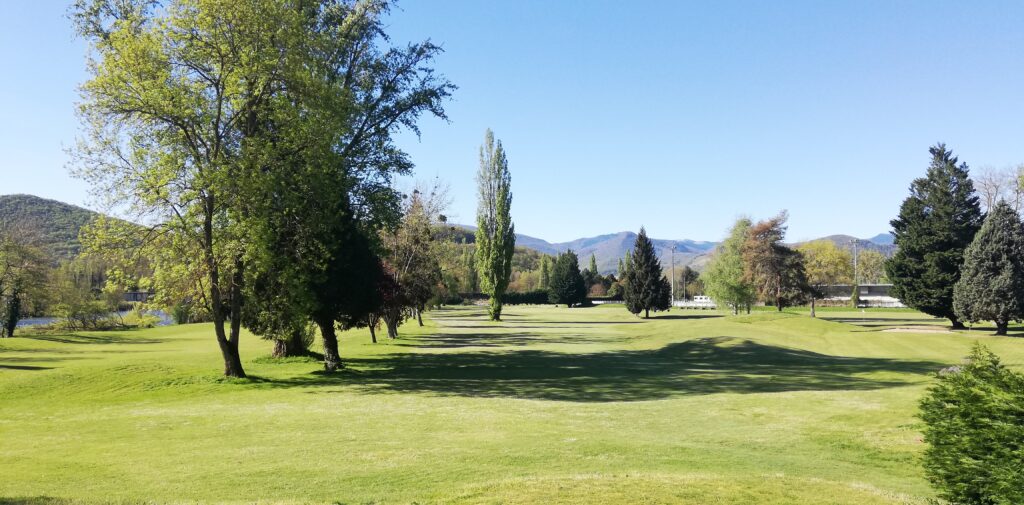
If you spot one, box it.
[0,194,101,260]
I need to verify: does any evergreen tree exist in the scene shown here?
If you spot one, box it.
[548,250,586,307]
[624,227,671,318]
[475,129,515,321]
[953,201,1024,335]
[887,144,983,329]
[743,212,809,311]
[703,218,756,314]
[539,255,551,289]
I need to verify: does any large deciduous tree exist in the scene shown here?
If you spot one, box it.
[475,129,515,321]
[73,0,452,375]
[0,226,49,338]
[953,201,1024,335]
[703,218,756,314]
[623,228,671,318]
[548,250,586,308]
[743,212,809,311]
[886,144,983,329]
[797,240,853,317]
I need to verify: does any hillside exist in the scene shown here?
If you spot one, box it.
[0,194,101,260]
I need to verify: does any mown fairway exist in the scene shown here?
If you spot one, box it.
[2,305,1022,504]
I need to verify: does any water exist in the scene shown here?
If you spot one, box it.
[15,310,174,328]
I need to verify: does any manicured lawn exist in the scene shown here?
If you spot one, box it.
[1,304,1022,504]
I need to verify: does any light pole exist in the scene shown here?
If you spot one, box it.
[851,239,859,285]
[670,245,676,304]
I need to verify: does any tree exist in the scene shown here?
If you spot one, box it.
[475,129,515,321]
[797,240,853,317]
[0,225,49,338]
[623,228,671,318]
[953,201,1024,335]
[703,218,756,314]
[72,0,452,375]
[617,257,625,276]
[539,255,551,289]
[548,250,586,307]
[743,212,809,311]
[887,144,983,329]
[856,250,888,284]
[973,165,1024,213]
[589,254,599,277]
[678,266,700,300]
[919,344,1024,505]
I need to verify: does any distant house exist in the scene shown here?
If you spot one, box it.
[124,291,154,303]
[675,295,716,309]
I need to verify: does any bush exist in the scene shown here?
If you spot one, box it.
[919,344,1024,505]
[501,290,551,305]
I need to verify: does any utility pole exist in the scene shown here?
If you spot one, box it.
[670,245,676,304]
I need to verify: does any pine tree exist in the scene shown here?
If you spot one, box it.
[548,250,586,307]
[475,129,515,321]
[953,201,1024,335]
[624,227,671,318]
[887,144,983,328]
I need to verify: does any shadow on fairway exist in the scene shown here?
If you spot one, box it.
[18,333,164,345]
[262,336,946,402]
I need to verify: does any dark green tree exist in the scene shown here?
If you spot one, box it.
[539,255,550,289]
[953,201,1024,335]
[548,250,586,307]
[475,129,515,320]
[887,144,983,329]
[624,228,671,318]
[589,254,599,276]
[919,344,1024,505]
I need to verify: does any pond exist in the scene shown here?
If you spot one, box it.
[15,310,175,328]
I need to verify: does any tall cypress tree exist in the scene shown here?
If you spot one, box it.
[548,250,586,307]
[887,144,983,328]
[624,227,671,318]
[953,201,1024,335]
[475,129,515,321]
[589,254,599,276]
[539,255,551,289]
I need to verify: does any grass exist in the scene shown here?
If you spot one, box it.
[1,304,1022,504]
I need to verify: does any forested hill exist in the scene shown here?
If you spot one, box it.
[0,194,101,260]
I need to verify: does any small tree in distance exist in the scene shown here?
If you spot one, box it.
[548,250,586,307]
[623,228,671,318]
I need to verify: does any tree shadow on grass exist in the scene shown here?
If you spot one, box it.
[18,333,163,345]
[391,331,625,349]
[260,336,947,402]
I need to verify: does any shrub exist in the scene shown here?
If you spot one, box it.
[919,344,1024,505]
[501,290,550,305]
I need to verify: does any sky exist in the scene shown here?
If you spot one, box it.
[2,1,1024,243]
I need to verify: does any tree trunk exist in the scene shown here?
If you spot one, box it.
[317,317,342,372]
[416,308,424,326]
[203,195,245,378]
[645,308,649,319]
[489,296,503,321]
[810,297,816,318]
[950,317,966,330]
[386,319,399,339]
[746,304,751,315]
[996,320,1009,336]
[732,304,738,315]
[368,316,377,344]
[271,330,309,358]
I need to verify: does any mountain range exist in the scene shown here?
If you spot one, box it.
[456,224,895,275]
[0,194,895,274]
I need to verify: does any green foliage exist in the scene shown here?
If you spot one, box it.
[887,144,983,328]
[475,129,516,320]
[857,249,889,284]
[548,250,586,307]
[623,227,671,318]
[953,201,1024,335]
[919,344,1024,505]
[0,226,51,337]
[743,212,810,311]
[703,218,756,314]
[0,194,99,260]
[501,290,551,305]
[850,285,861,308]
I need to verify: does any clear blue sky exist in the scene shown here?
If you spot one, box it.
[3,1,1024,243]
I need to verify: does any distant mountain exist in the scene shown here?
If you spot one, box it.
[866,232,894,245]
[796,234,897,257]
[0,194,101,260]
